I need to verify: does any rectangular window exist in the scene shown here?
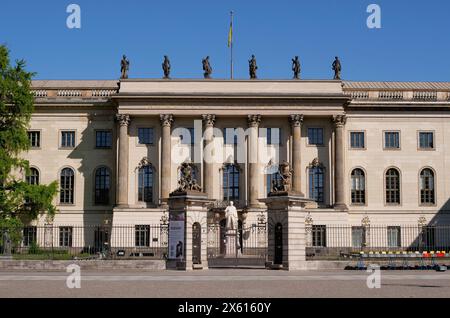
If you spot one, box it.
[135,225,150,247]
[180,128,194,145]
[384,131,400,149]
[387,226,401,248]
[23,226,37,247]
[308,128,324,146]
[419,132,434,149]
[28,131,40,148]
[95,130,112,148]
[266,128,280,145]
[138,128,154,145]
[350,132,365,149]
[224,128,238,145]
[312,225,327,247]
[61,131,75,148]
[351,226,366,248]
[59,227,73,247]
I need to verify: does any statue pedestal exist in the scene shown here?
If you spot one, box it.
[166,191,214,271]
[260,193,314,270]
[225,230,241,258]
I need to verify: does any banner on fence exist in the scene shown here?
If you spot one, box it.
[168,212,185,260]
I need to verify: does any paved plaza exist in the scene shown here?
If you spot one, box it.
[0,269,449,298]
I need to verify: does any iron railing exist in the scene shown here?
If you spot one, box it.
[0,224,168,260]
[306,224,450,259]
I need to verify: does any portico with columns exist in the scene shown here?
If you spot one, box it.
[110,79,349,227]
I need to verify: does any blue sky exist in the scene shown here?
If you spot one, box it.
[0,0,449,81]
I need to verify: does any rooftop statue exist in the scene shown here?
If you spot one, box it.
[162,55,171,79]
[332,56,342,80]
[120,55,129,79]
[249,55,258,79]
[292,56,301,79]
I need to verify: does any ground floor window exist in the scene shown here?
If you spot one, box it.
[312,225,326,247]
[135,225,150,247]
[59,227,73,247]
[387,226,401,248]
[23,226,37,247]
[352,226,366,248]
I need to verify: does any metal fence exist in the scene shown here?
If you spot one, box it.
[306,224,450,259]
[0,225,168,260]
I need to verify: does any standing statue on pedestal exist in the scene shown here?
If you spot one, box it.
[292,56,301,79]
[249,55,258,79]
[202,56,212,79]
[225,201,238,230]
[332,56,342,80]
[120,55,129,79]
[162,55,171,79]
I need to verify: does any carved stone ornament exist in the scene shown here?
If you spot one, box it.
[136,157,154,171]
[308,158,324,169]
[289,114,304,127]
[418,216,427,227]
[333,114,347,127]
[361,215,371,227]
[247,114,262,127]
[160,114,174,127]
[115,114,130,127]
[173,162,202,193]
[202,114,216,127]
[270,161,293,193]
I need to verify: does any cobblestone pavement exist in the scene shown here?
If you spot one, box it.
[0,269,449,298]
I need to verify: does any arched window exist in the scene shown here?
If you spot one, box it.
[420,168,435,204]
[385,168,400,204]
[60,168,75,204]
[26,168,40,185]
[351,169,365,204]
[309,166,324,203]
[223,164,239,201]
[95,167,110,205]
[138,165,153,203]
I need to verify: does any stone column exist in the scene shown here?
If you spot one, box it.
[333,114,348,210]
[202,114,216,199]
[116,114,130,207]
[247,115,261,207]
[289,114,304,196]
[160,114,174,202]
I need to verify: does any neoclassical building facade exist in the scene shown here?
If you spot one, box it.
[26,79,450,229]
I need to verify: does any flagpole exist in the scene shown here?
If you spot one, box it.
[230,11,234,80]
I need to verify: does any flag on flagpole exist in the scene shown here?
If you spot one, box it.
[227,18,233,47]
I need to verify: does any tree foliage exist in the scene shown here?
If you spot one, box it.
[0,45,58,228]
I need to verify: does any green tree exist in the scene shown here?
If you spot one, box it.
[0,45,58,231]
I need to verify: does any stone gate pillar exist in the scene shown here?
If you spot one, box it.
[167,191,213,271]
[260,194,313,270]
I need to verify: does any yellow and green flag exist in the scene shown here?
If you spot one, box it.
[227,20,233,47]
